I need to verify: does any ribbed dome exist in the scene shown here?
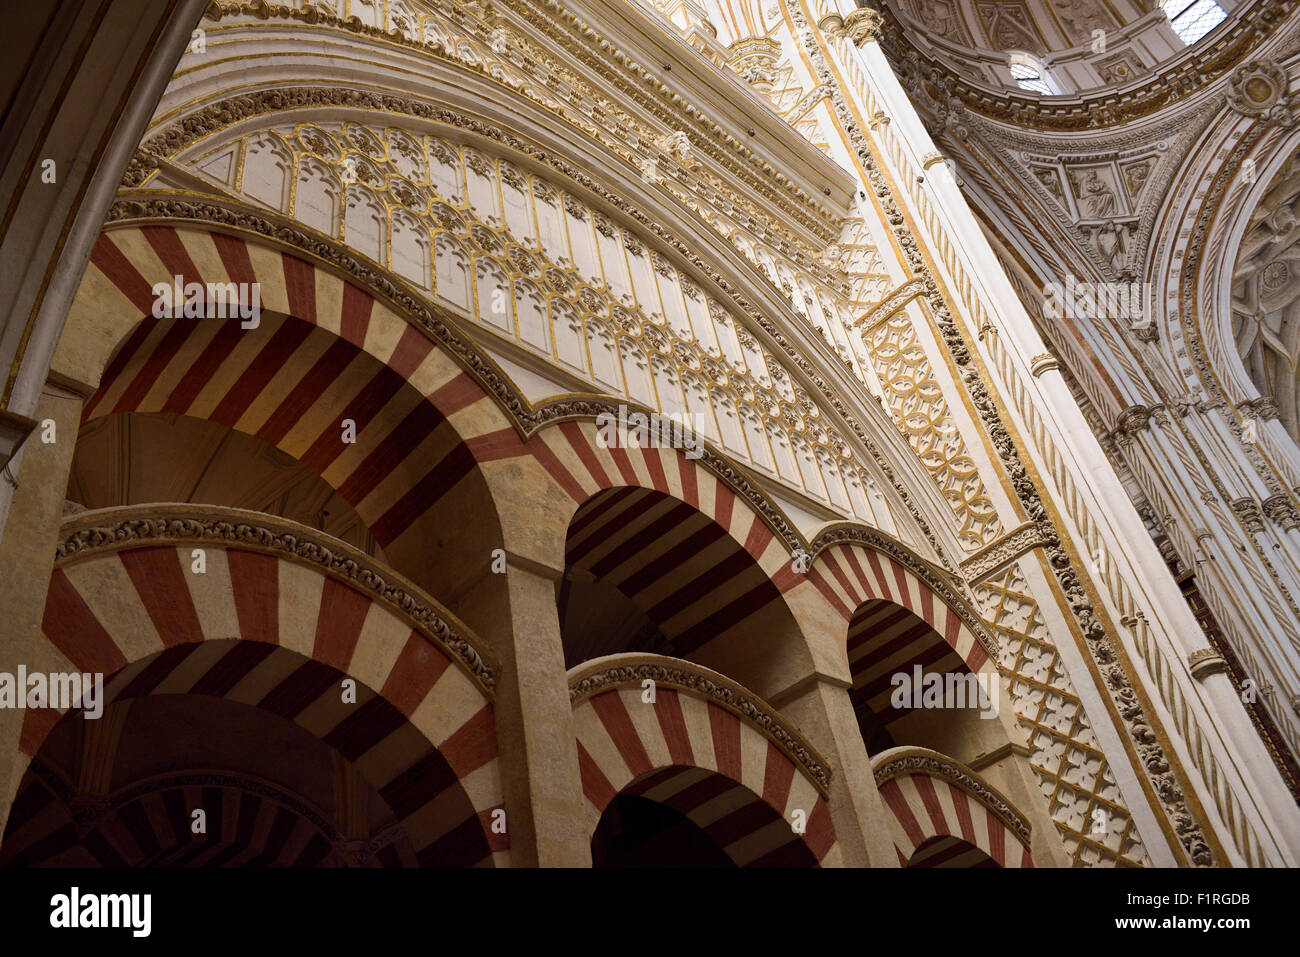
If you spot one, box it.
[881,0,1236,95]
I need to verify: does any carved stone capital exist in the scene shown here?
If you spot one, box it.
[1261,493,1300,531]
[843,8,884,45]
[1112,404,1152,438]
[1237,396,1280,420]
[1187,649,1229,681]
[1029,352,1059,377]
[1230,497,1266,534]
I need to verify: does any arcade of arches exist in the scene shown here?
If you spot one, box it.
[1,0,1300,870]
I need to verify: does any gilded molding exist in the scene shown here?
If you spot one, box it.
[200,0,843,244]
[958,522,1047,584]
[843,8,884,47]
[567,653,832,795]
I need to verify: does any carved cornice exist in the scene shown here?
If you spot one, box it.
[959,522,1047,584]
[200,0,843,244]
[567,653,832,795]
[54,504,499,695]
[871,746,1032,848]
[789,4,1216,865]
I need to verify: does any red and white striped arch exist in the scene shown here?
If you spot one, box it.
[72,225,809,595]
[809,542,991,674]
[525,419,811,660]
[570,662,838,867]
[74,225,520,564]
[3,770,381,868]
[29,541,508,867]
[513,418,798,582]
[807,543,996,726]
[874,752,1034,869]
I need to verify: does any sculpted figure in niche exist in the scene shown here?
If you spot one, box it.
[1077,169,1118,218]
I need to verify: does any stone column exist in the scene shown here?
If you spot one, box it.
[771,675,900,867]
[68,700,130,838]
[454,550,591,867]
[0,377,87,832]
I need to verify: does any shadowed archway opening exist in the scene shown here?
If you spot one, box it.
[74,307,505,632]
[1,640,493,868]
[591,794,736,868]
[560,486,811,695]
[906,835,999,869]
[589,765,817,869]
[847,597,988,758]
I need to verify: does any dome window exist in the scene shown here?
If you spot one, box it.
[1008,52,1054,95]
[1162,0,1227,46]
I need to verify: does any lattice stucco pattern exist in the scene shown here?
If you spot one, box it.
[864,312,1002,549]
[976,564,1150,867]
